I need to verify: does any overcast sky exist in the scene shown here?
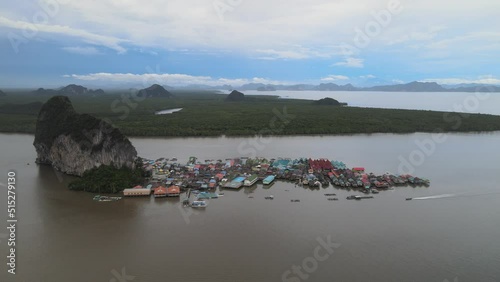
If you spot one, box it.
[1,0,499,88]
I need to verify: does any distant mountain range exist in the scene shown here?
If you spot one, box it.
[34,84,105,96]
[21,81,500,94]
[167,81,500,93]
[231,81,500,92]
[31,84,175,98]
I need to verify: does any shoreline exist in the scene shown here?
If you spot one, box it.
[2,130,500,139]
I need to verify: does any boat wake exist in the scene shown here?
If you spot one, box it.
[410,191,500,201]
[411,194,456,200]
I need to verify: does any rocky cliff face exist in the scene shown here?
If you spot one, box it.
[33,96,137,176]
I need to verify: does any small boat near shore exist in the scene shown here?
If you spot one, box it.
[346,195,374,200]
[93,195,122,202]
[190,201,208,208]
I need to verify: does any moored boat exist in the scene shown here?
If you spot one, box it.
[263,175,276,185]
[190,201,207,208]
[93,195,122,202]
[346,195,374,200]
[244,174,259,186]
[197,192,219,199]
[311,180,321,187]
[224,176,246,189]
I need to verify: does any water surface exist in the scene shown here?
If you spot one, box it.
[155,108,183,115]
[241,90,500,115]
[1,133,499,282]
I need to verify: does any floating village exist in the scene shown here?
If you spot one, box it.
[94,157,430,206]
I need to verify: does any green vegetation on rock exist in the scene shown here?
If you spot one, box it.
[68,160,145,193]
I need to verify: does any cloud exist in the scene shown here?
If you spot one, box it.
[360,74,376,79]
[61,46,102,55]
[421,75,500,85]
[64,72,285,87]
[1,0,499,80]
[321,75,349,82]
[386,26,445,46]
[426,32,500,51]
[333,57,364,68]
[255,47,339,60]
[136,48,158,56]
[0,16,127,53]
[0,0,403,58]
[256,49,311,60]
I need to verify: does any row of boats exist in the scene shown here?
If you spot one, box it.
[296,169,430,194]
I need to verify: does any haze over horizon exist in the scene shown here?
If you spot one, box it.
[1,0,499,88]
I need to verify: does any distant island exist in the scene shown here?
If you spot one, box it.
[313,97,347,106]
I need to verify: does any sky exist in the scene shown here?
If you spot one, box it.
[0,0,499,88]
